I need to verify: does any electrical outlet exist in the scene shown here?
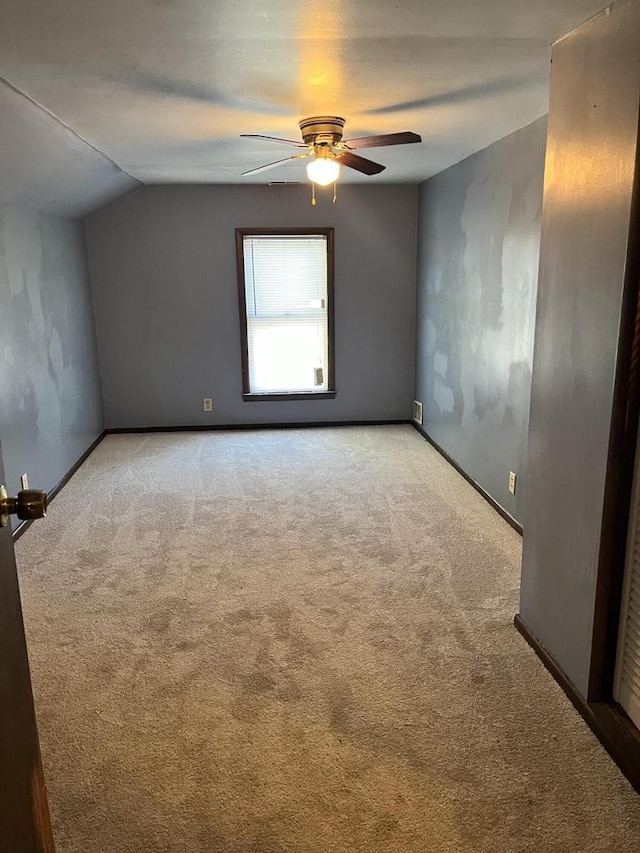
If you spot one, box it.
[20,473,29,490]
[203,398,213,412]
[508,471,517,495]
[413,400,423,425]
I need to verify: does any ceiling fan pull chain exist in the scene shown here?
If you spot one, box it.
[333,182,337,204]
[311,182,316,206]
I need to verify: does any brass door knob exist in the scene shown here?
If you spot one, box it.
[0,486,48,527]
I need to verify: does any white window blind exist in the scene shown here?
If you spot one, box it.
[242,234,330,394]
[614,420,640,730]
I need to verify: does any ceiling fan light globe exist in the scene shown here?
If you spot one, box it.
[307,158,340,186]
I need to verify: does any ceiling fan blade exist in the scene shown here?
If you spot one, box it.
[337,151,385,176]
[241,134,307,148]
[343,131,422,149]
[241,154,309,176]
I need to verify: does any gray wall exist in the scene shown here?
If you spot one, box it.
[520,0,640,699]
[414,117,547,524]
[84,184,418,428]
[0,206,104,519]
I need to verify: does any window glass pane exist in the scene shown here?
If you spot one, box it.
[242,234,330,394]
[247,319,327,392]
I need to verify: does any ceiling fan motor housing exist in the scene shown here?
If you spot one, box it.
[299,116,345,147]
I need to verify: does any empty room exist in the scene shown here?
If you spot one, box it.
[2,0,640,850]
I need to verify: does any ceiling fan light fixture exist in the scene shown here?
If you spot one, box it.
[307,155,340,186]
[242,116,421,191]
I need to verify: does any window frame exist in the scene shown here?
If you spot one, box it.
[235,227,336,401]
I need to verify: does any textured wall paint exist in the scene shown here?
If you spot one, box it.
[0,206,104,522]
[414,117,547,523]
[84,184,417,428]
[520,0,640,699]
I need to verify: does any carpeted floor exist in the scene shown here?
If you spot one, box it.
[14,425,640,852]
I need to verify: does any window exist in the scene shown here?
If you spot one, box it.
[236,228,335,400]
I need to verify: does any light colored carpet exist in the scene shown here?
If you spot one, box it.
[14,425,640,852]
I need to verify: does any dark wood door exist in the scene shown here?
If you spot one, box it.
[0,441,55,852]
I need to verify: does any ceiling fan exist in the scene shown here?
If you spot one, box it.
[240,116,421,188]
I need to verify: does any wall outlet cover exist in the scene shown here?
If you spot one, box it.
[203,398,213,412]
[20,473,29,490]
[413,400,423,425]
[508,471,517,495]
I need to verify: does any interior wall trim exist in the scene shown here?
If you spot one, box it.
[106,420,410,434]
[11,430,108,543]
[411,422,522,534]
[514,613,640,795]
[588,110,640,702]
[235,228,336,398]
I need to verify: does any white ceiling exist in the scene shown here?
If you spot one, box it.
[0,0,610,189]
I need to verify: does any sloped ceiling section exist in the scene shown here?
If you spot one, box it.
[0,78,139,218]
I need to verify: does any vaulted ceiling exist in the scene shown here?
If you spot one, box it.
[0,0,610,213]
